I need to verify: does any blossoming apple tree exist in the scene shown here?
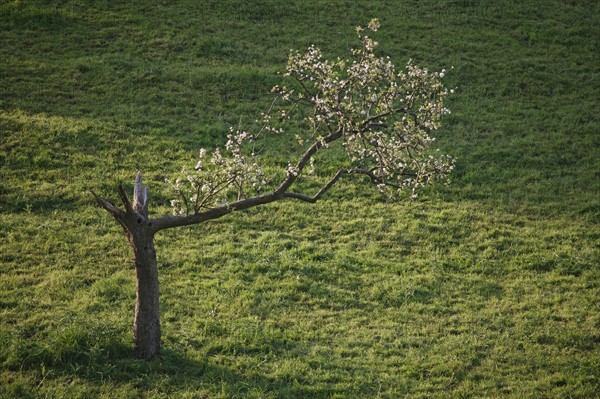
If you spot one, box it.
[93,20,455,360]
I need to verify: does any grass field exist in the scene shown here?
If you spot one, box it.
[1,1,599,398]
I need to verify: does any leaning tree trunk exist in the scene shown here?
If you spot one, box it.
[128,224,160,360]
[93,173,161,360]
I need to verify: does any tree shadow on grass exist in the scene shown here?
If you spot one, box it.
[2,322,303,397]
[84,346,343,398]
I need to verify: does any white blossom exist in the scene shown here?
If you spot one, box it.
[167,20,455,214]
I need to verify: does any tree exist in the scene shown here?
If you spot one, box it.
[92,20,455,360]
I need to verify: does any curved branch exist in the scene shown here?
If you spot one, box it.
[349,168,416,189]
[283,168,348,203]
[274,128,343,195]
[152,167,351,231]
[151,128,347,232]
[150,191,279,232]
[360,107,415,129]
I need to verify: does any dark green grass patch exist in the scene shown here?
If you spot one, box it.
[1,0,599,398]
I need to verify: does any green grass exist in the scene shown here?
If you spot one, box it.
[1,0,599,398]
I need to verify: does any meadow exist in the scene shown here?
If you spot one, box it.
[1,1,599,398]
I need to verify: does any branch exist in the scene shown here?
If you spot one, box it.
[367,123,389,129]
[150,191,280,232]
[349,168,416,190]
[295,76,317,99]
[196,175,237,211]
[282,168,348,203]
[359,107,414,129]
[152,167,348,231]
[91,190,124,219]
[274,128,343,195]
[117,184,134,215]
[152,131,345,232]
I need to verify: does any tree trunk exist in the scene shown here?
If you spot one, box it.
[93,173,161,360]
[129,227,160,360]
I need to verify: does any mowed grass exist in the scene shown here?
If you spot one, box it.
[1,1,599,398]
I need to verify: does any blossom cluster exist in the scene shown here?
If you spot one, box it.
[166,128,266,215]
[168,19,455,215]
[272,18,455,198]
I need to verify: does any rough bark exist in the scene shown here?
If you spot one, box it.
[129,226,160,360]
[93,172,160,360]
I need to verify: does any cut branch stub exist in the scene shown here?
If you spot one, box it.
[92,172,151,230]
[132,171,149,217]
